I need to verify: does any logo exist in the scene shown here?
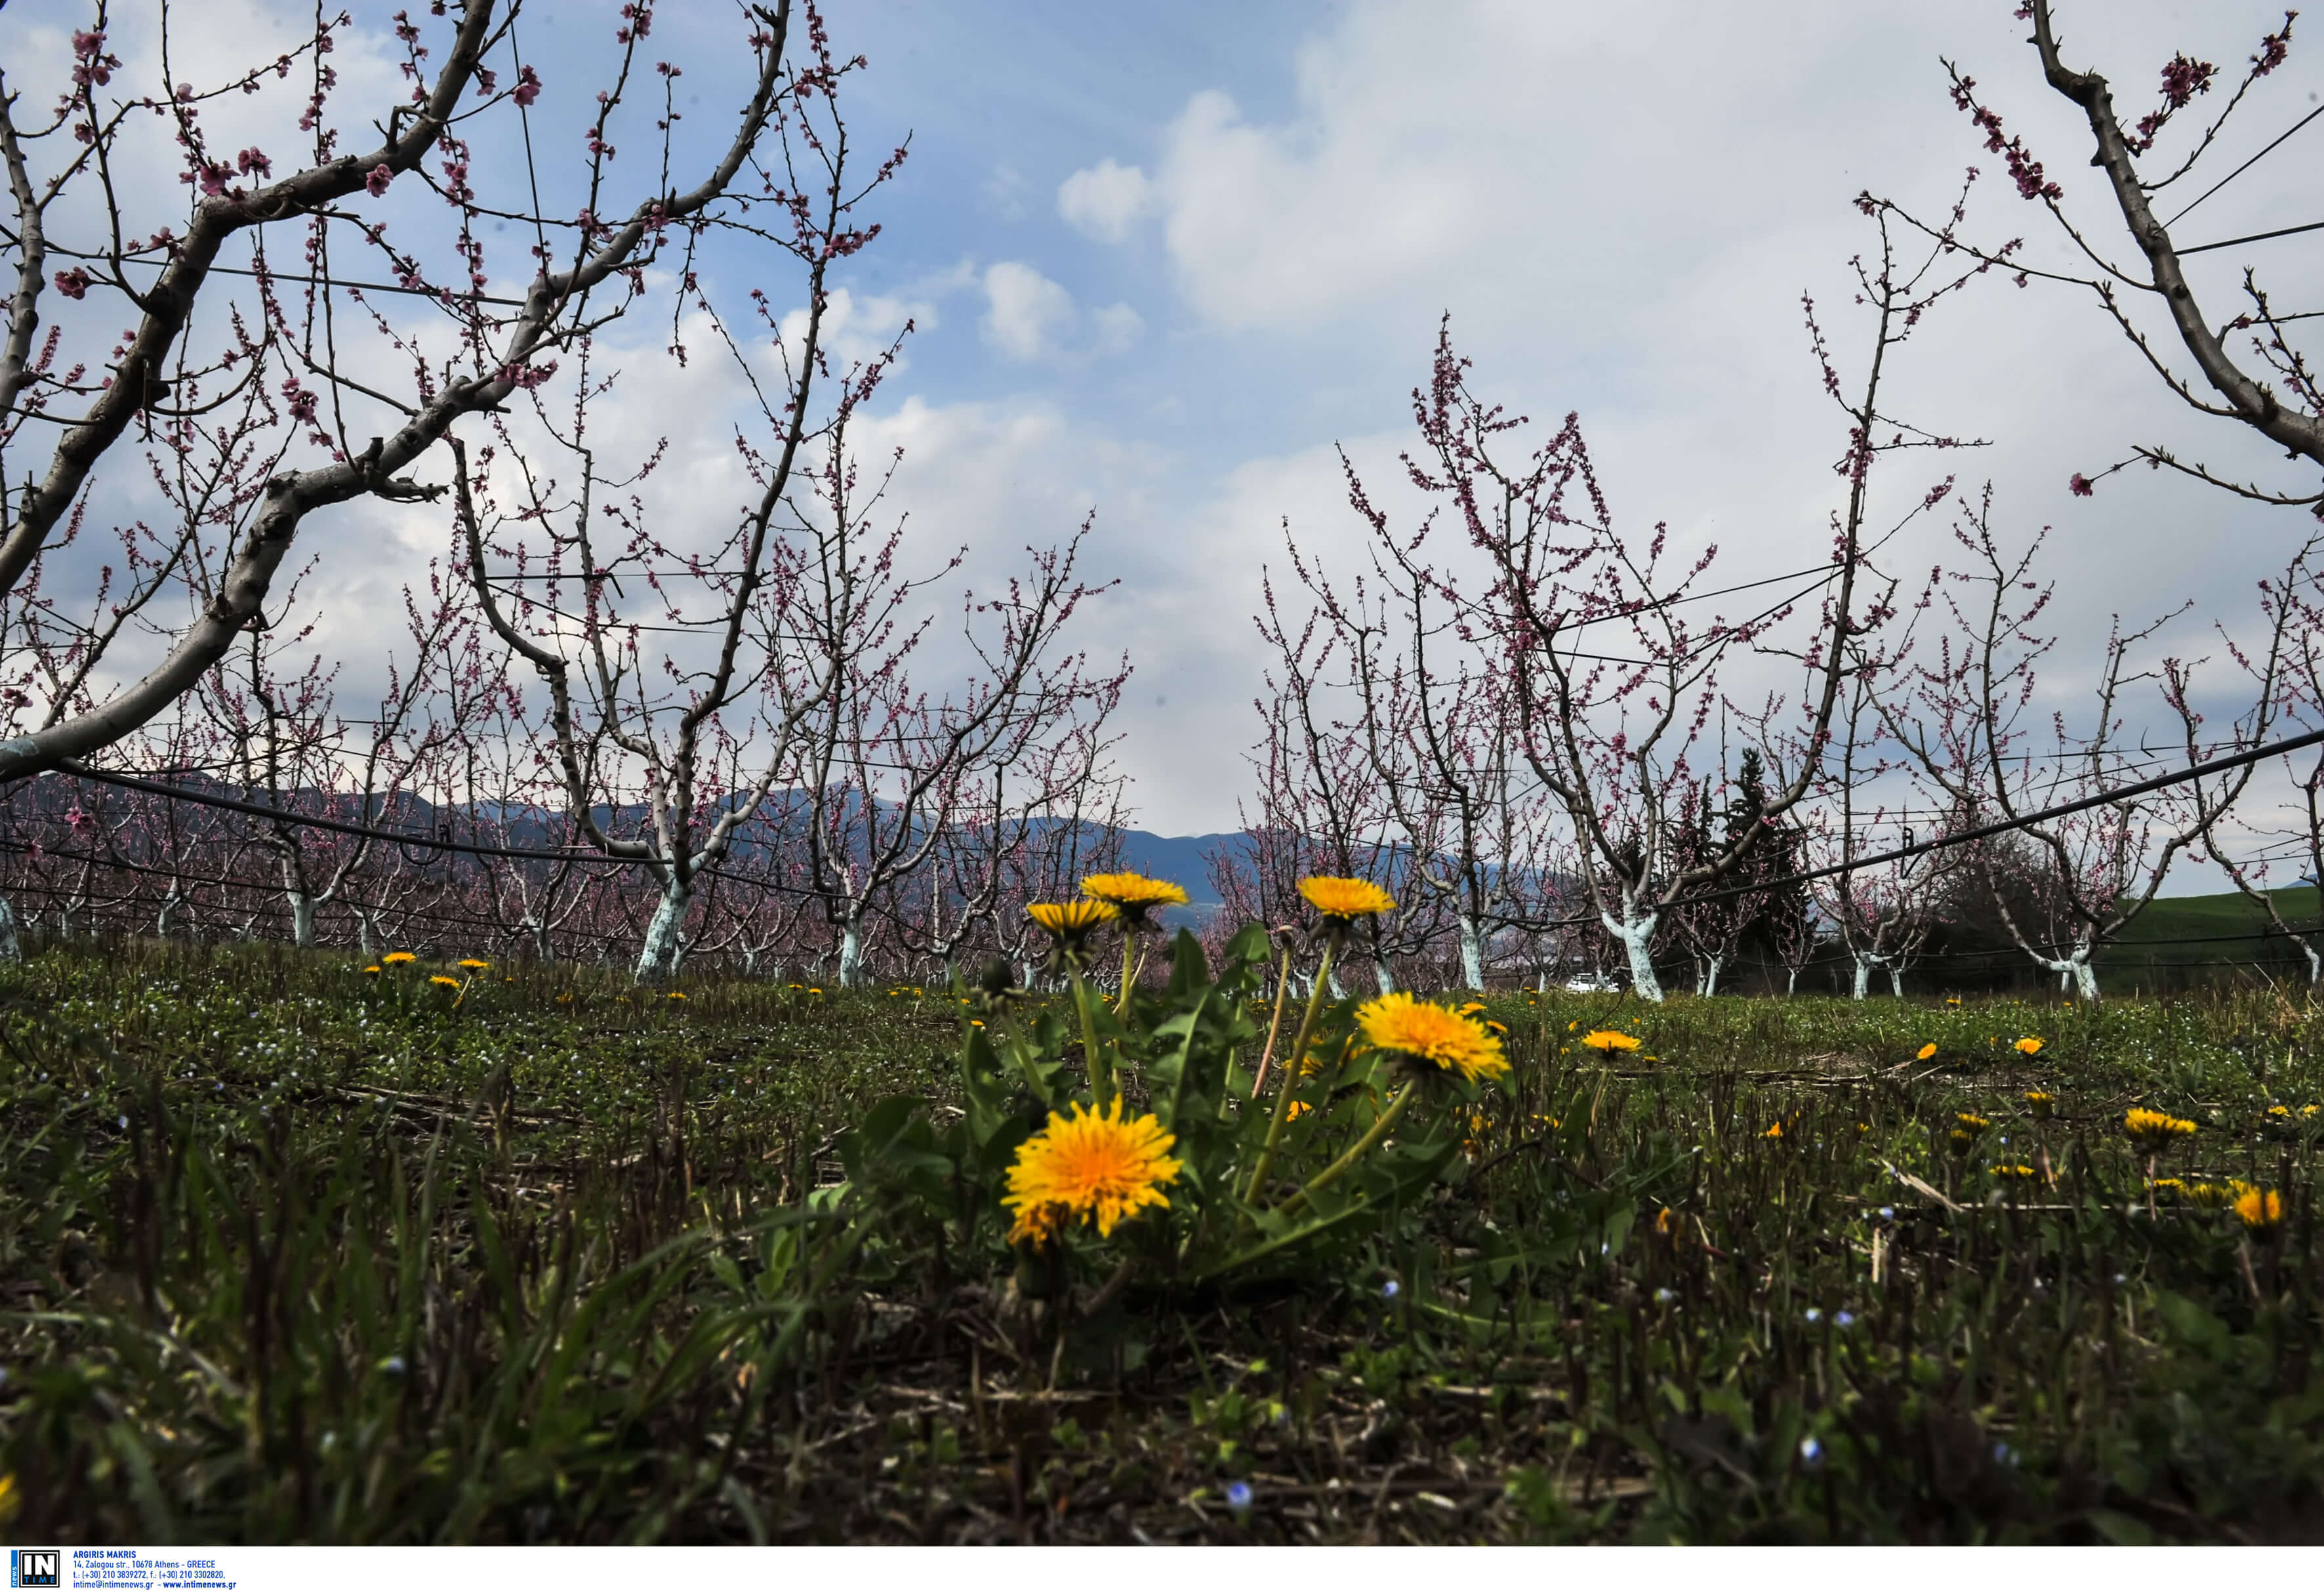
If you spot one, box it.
[9,1552,59,1590]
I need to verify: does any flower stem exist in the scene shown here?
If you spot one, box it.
[1242,940,1336,1205]
[1273,1079,1417,1218]
[1248,943,1296,1100]
[1116,927,1139,1018]
[1073,972,1112,1107]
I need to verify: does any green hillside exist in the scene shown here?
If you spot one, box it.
[2102,884,2319,987]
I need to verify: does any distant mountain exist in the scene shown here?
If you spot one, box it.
[1114,829,1240,908]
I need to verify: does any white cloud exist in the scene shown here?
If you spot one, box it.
[982,261,1079,361]
[1090,302,1145,356]
[1057,158,1154,243]
[980,263,1144,362]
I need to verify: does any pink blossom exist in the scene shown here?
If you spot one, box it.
[366,164,394,197]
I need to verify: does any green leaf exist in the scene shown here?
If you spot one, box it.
[1168,928,1212,999]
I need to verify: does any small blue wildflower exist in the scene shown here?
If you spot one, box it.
[1834,1310,1855,1329]
[1654,1287,1675,1304]
[1381,1279,1400,1299]
[1878,1206,1894,1220]
[1225,1481,1253,1512]
[383,1355,408,1377]
[1993,1441,2017,1466]
[1804,1308,1822,1323]
[1799,1436,1823,1466]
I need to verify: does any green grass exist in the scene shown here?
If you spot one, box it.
[2,943,2320,1543]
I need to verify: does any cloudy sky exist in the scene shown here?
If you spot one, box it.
[785,0,2324,841]
[10,0,2323,876]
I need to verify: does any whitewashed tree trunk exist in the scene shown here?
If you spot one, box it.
[2069,953,2098,1003]
[836,912,865,988]
[0,896,19,963]
[1852,955,1874,1001]
[289,890,317,950]
[1602,908,1661,1004]
[1456,916,1484,991]
[1698,955,1724,998]
[1373,960,1396,996]
[156,887,184,940]
[2304,941,2321,989]
[1785,966,1801,997]
[636,876,693,983]
[1888,966,1906,999]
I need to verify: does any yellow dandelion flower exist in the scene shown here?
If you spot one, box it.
[667,991,687,1001]
[2268,1104,2290,1119]
[2125,1107,2196,1149]
[1946,997,1962,1006]
[458,958,491,971]
[429,975,461,989]
[2186,1181,2235,1209]
[2015,1037,2044,1056]
[2150,1176,2188,1198]
[1989,1163,2041,1182]
[556,993,575,1004]
[1026,899,1119,967]
[1916,1042,1937,1060]
[2025,1090,2054,1119]
[1580,1029,1642,1055]
[382,951,417,966]
[1355,992,1510,1084]
[1002,1098,1181,1241]
[1297,876,1396,921]
[362,965,382,976]
[1080,871,1190,926]
[1956,1113,1989,1132]
[1484,1019,1508,1035]
[2235,1186,2285,1232]
[0,1470,14,1526]
[1285,1100,1311,1121]
[1763,1122,1787,1140]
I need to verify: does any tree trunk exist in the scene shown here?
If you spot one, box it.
[0,896,19,963]
[1852,956,1873,1001]
[1699,954,1724,998]
[2305,940,2321,991]
[1888,966,1906,999]
[1373,960,1396,996]
[2069,953,2098,1003]
[1785,965,1801,997]
[636,876,693,983]
[1456,915,1484,991]
[289,889,317,950]
[1602,909,1662,1004]
[836,913,865,988]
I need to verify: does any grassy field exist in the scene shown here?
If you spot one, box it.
[1,941,2320,1544]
